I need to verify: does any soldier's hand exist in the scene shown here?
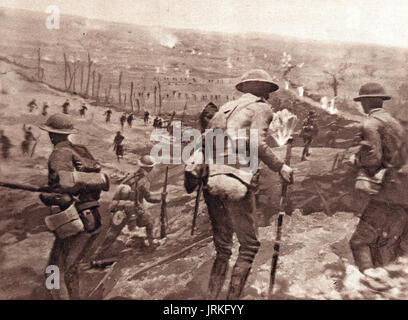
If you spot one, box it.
[344,154,357,167]
[280,164,294,184]
[161,192,168,200]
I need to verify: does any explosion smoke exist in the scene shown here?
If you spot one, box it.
[269,109,298,146]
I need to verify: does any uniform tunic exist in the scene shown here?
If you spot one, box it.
[46,140,102,299]
[350,108,408,268]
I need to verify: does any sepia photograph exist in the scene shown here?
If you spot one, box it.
[1,0,408,305]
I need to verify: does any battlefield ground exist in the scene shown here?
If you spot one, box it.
[2,7,408,300]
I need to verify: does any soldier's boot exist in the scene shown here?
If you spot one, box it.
[226,265,252,300]
[351,245,374,272]
[207,257,229,300]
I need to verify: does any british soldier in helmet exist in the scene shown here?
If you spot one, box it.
[38,113,108,299]
[348,83,408,272]
[186,69,293,299]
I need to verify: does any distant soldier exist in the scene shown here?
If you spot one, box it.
[21,124,36,156]
[27,99,38,113]
[143,111,150,125]
[300,111,319,161]
[185,69,293,300]
[62,99,70,114]
[113,131,125,162]
[93,155,162,259]
[79,104,88,118]
[348,83,408,272]
[327,120,340,148]
[42,102,49,117]
[127,113,134,128]
[157,117,163,128]
[104,108,112,123]
[153,116,159,128]
[120,113,127,130]
[38,113,108,299]
[0,130,12,159]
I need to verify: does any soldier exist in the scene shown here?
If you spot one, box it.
[300,111,319,161]
[79,104,88,118]
[27,99,38,113]
[120,113,127,130]
[42,102,49,117]
[0,130,12,159]
[113,131,125,162]
[104,108,112,123]
[21,124,36,156]
[153,116,159,128]
[326,119,340,148]
[38,113,108,299]
[185,69,293,299]
[127,113,134,128]
[347,83,408,272]
[93,155,162,259]
[199,102,218,133]
[143,110,150,125]
[62,99,70,114]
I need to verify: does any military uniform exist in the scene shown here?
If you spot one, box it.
[42,103,49,117]
[349,83,408,271]
[113,132,125,161]
[27,99,37,113]
[79,105,88,118]
[187,70,287,299]
[350,108,408,269]
[104,109,112,123]
[327,121,339,148]
[39,114,107,299]
[144,111,149,125]
[120,114,127,130]
[95,160,159,259]
[300,113,318,161]
[127,114,134,128]
[62,101,70,114]
[21,125,36,155]
[0,132,11,159]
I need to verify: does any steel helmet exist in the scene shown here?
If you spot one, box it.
[235,69,279,94]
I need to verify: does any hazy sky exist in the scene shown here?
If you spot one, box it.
[2,0,408,48]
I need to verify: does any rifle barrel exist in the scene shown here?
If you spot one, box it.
[269,137,294,299]
[191,182,202,236]
[0,181,50,193]
[160,166,169,239]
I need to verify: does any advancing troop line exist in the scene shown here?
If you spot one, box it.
[1,69,408,300]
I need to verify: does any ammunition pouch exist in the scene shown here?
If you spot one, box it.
[44,204,85,239]
[58,171,110,193]
[75,201,101,233]
[355,168,387,196]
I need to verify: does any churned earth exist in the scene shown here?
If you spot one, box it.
[1,60,407,300]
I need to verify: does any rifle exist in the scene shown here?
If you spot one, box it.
[30,134,41,158]
[0,181,73,208]
[190,181,202,236]
[0,181,51,193]
[160,166,169,239]
[268,137,294,299]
